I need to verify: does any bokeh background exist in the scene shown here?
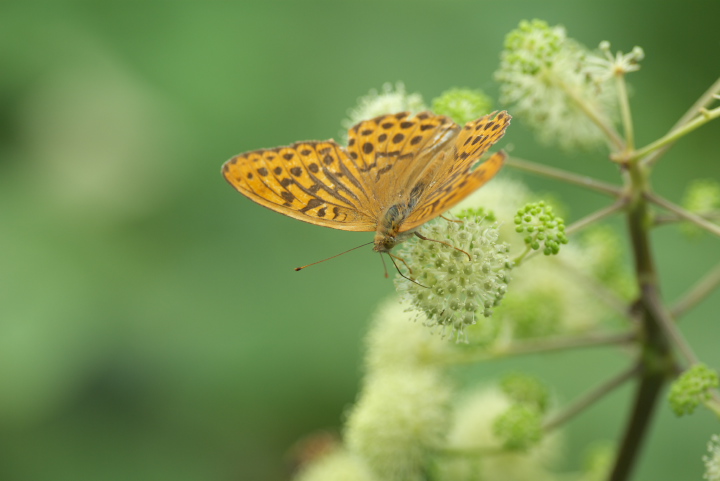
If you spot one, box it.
[1,2,719,480]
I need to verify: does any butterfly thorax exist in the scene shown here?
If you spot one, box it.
[373,204,415,253]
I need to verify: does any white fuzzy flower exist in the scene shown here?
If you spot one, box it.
[342,83,426,141]
[394,218,511,342]
[495,20,617,150]
[364,299,451,373]
[438,388,561,481]
[345,369,452,481]
[705,434,720,481]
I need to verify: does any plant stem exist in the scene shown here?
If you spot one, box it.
[645,192,720,237]
[555,75,626,151]
[615,74,635,150]
[627,106,720,162]
[643,76,720,166]
[555,257,632,319]
[610,156,674,481]
[609,364,666,481]
[506,157,623,197]
[439,331,636,365]
[672,262,720,318]
[653,210,720,227]
[565,199,628,235]
[543,363,639,432]
[644,286,699,364]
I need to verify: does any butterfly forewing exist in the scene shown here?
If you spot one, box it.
[346,111,459,212]
[223,141,376,231]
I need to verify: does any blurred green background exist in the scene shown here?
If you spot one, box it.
[1,2,719,480]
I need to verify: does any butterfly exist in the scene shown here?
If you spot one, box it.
[222,110,510,256]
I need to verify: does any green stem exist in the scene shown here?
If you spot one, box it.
[555,257,632,320]
[609,365,666,481]
[653,210,720,227]
[644,286,699,364]
[627,106,720,162]
[543,363,639,432]
[644,76,720,166]
[555,75,626,151]
[671,262,720,318]
[506,156,623,197]
[615,73,635,150]
[645,192,720,237]
[565,199,628,235]
[510,245,533,266]
[610,157,674,481]
[439,331,636,365]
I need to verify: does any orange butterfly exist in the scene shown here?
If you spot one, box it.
[222,110,510,254]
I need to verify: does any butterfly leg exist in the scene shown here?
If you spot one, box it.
[414,232,473,261]
[440,214,463,224]
[388,252,413,275]
[386,253,429,288]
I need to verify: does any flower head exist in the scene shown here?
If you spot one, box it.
[583,41,645,85]
[345,369,452,481]
[495,19,617,150]
[394,216,511,342]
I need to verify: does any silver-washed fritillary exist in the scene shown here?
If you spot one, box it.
[222,110,511,253]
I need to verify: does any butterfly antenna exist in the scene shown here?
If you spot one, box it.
[295,241,374,271]
[414,232,472,261]
[387,254,429,289]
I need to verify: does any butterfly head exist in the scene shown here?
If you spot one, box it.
[373,232,397,253]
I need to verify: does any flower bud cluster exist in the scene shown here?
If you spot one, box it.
[668,363,719,416]
[431,88,493,126]
[514,201,568,255]
[493,373,549,450]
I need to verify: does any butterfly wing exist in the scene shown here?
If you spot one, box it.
[345,111,460,215]
[223,140,377,231]
[400,111,511,231]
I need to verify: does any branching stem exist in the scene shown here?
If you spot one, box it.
[438,331,636,365]
[643,76,720,166]
[645,192,720,237]
[506,156,623,197]
[671,262,720,318]
[543,363,640,432]
[625,106,720,163]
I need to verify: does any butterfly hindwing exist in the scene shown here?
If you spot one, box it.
[400,111,511,231]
